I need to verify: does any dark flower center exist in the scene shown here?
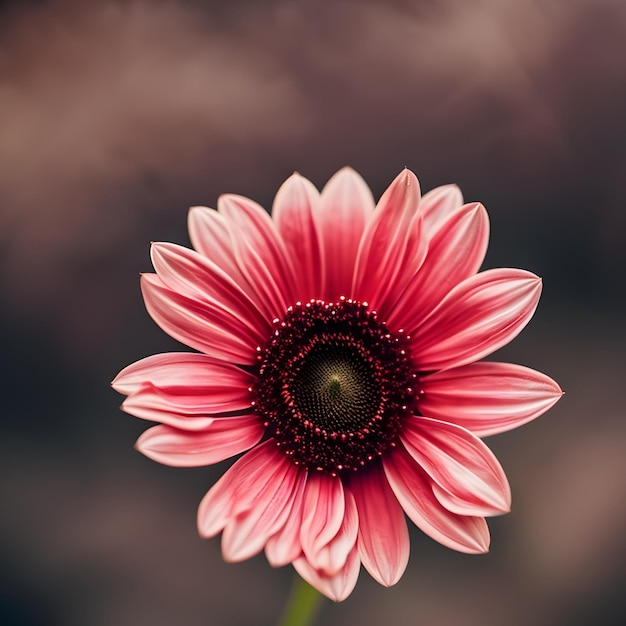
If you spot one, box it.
[252,299,418,475]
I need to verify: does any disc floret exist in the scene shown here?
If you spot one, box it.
[253,298,418,475]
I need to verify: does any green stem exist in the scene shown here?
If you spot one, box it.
[278,574,325,626]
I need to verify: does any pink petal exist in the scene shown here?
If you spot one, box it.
[120,388,234,430]
[218,194,296,317]
[388,202,489,333]
[313,489,359,576]
[118,369,254,430]
[401,417,511,516]
[419,184,464,239]
[300,473,345,569]
[197,440,284,538]
[112,353,255,428]
[293,546,360,602]
[272,173,323,301]
[265,472,308,567]
[187,206,249,287]
[221,457,301,562]
[410,268,542,371]
[141,274,260,364]
[419,362,563,437]
[316,167,374,301]
[352,169,421,311]
[112,353,254,396]
[135,416,264,467]
[349,467,409,587]
[383,447,490,553]
[150,242,269,336]
[374,211,428,320]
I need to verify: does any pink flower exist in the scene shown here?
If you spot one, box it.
[113,168,561,601]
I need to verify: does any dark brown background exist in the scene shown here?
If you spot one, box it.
[1,1,625,624]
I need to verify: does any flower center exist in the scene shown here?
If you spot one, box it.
[292,341,380,433]
[252,298,418,475]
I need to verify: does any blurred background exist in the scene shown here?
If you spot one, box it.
[1,0,625,624]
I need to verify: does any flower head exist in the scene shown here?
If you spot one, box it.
[113,168,561,601]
